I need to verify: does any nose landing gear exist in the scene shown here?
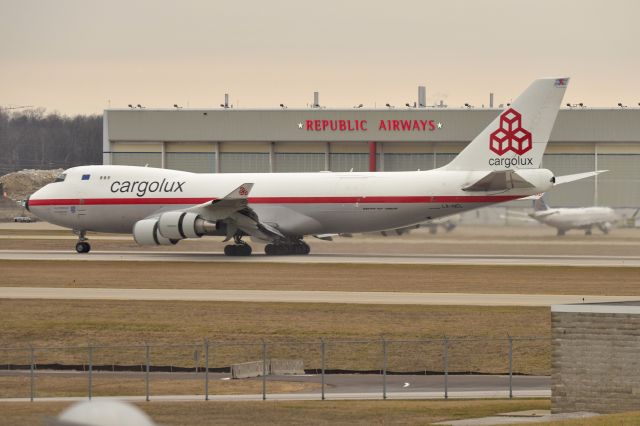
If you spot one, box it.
[74,230,91,253]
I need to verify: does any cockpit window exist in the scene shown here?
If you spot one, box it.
[54,174,67,183]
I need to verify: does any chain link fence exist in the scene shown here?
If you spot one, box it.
[0,336,550,401]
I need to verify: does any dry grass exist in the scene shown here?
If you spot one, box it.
[0,299,550,375]
[0,399,550,425]
[0,373,318,398]
[2,259,640,295]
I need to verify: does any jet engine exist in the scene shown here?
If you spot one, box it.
[133,218,178,246]
[158,212,203,240]
[133,213,226,246]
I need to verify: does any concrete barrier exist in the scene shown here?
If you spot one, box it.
[270,359,304,375]
[231,361,265,379]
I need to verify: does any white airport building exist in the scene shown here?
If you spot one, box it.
[102,92,640,208]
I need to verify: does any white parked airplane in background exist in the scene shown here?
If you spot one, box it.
[529,197,618,236]
[26,77,603,256]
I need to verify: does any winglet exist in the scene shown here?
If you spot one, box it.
[224,183,254,199]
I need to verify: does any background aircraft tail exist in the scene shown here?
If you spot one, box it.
[533,197,550,211]
[443,78,569,171]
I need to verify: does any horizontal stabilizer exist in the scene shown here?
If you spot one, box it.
[554,171,607,185]
[462,170,536,192]
[518,193,544,200]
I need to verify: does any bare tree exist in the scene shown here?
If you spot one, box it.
[0,108,102,174]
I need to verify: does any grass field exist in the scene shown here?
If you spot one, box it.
[0,399,551,425]
[0,300,550,375]
[2,260,640,295]
[0,373,319,398]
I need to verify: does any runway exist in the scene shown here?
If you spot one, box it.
[2,249,640,267]
[0,286,635,306]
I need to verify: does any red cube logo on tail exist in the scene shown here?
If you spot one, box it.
[489,108,532,156]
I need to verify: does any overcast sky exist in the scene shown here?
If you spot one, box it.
[1,0,638,115]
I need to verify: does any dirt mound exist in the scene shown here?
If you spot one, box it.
[0,169,63,201]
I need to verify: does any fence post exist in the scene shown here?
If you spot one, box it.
[508,336,513,399]
[443,336,448,400]
[88,345,93,400]
[320,338,325,401]
[29,346,35,402]
[262,339,267,401]
[382,337,387,400]
[145,344,150,402]
[205,339,209,401]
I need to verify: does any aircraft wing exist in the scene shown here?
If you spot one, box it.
[531,210,559,218]
[183,183,285,242]
[185,183,254,220]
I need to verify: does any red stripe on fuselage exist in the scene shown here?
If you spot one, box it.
[28,195,524,206]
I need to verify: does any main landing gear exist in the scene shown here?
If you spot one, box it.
[265,240,310,256]
[223,234,252,257]
[74,230,91,253]
[223,234,311,257]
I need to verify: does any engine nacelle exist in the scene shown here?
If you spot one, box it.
[158,211,203,240]
[133,219,178,246]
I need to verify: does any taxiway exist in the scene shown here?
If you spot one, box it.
[0,286,635,306]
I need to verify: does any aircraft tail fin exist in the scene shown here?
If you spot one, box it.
[533,197,550,212]
[443,78,569,171]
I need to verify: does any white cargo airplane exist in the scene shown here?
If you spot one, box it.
[529,197,618,236]
[26,77,601,256]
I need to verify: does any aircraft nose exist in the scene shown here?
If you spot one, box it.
[26,187,47,217]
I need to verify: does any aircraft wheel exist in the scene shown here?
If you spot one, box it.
[299,242,310,255]
[75,242,91,254]
[585,229,592,236]
[224,245,236,256]
[239,244,252,256]
[556,229,566,237]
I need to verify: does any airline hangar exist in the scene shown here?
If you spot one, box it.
[103,103,640,208]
